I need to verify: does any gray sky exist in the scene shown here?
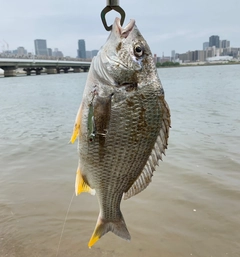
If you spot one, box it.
[1,0,239,57]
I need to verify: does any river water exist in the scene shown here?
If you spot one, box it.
[0,65,240,257]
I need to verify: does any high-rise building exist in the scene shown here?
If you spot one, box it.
[17,47,27,56]
[209,35,220,48]
[203,42,209,50]
[47,48,52,56]
[34,39,48,56]
[171,50,176,62]
[221,40,230,48]
[77,39,86,59]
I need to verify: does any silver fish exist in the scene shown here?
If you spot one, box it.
[70,17,171,248]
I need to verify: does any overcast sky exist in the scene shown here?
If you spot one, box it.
[1,0,239,57]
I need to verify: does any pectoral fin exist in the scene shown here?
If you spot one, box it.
[70,103,83,144]
[75,167,95,196]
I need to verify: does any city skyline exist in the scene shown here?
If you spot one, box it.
[2,33,238,60]
[1,37,99,59]
[1,0,239,58]
[1,31,239,63]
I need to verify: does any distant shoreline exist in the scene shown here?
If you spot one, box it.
[157,62,240,68]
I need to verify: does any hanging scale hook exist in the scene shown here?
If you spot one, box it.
[101,0,126,31]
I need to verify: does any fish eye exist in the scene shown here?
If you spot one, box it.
[134,44,144,57]
[136,46,142,53]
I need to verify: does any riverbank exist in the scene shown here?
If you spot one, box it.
[157,61,240,68]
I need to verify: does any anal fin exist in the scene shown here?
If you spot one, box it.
[75,166,95,196]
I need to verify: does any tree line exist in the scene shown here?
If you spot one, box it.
[156,61,180,67]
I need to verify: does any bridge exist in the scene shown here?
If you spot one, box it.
[0,58,91,77]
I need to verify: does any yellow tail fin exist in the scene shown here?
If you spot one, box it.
[88,214,131,248]
[75,167,95,196]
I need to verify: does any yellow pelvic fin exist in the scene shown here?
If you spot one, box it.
[75,167,95,196]
[70,103,83,144]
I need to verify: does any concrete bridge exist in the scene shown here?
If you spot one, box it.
[0,58,91,77]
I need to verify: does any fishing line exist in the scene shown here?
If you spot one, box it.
[56,191,75,257]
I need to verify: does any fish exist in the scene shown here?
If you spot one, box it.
[70,17,171,248]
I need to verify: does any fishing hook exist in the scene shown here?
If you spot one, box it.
[101,0,126,31]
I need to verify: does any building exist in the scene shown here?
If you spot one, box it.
[86,51,92,59]
[17,47,27,56]
[171,50,176,62]
[193,50,205,62]
[47,48,52,57]
[52,48,63,58]
[156,57,161,63]
[77,39,86,59]
[209,35,220,48]
[223,47,240,58]
[91,50,98,58]
[81,49,98,59]
[34,39,48,56]
[221,40,230,48]
[160,56,171,63]
[203,42,209,50]
[207,56,233,62]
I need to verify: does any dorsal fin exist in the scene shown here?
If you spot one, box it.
[124,98,171,200]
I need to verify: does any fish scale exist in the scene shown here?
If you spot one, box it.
[79,85,162,225]
[71,17,170,248]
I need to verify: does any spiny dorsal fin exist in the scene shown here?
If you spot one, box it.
[75,166,96,196]
[124,98,171,200]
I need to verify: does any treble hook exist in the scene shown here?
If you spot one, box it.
[101,0,126,31]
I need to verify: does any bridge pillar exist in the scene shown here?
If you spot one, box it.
[63,67,69,73]
[3,67,17,77]
[23,68,32,75]
[36,68,42,75]
[83,67,89,72]
[73,68,81,73]
[46,68,57,74]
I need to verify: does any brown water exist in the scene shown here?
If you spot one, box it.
[0,65,240,257]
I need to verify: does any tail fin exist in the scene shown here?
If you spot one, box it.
[88,214,131,248]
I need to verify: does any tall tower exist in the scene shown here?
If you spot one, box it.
[34,39,48,56]
[209,35,220,48]
[77,39,86,59]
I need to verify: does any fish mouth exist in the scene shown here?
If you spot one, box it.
[115,17,135,39]
[107,18,136,69]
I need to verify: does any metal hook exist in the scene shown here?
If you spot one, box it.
[101,0,126,31]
